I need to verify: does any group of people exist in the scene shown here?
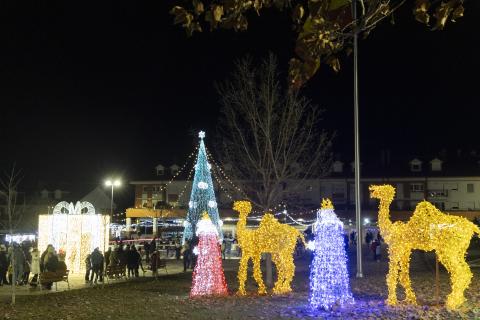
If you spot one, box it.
[0,242,68,290]
[365,230,383,261]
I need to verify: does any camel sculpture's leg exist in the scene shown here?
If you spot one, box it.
[386,249,401,305]
[272,253,283,294]
[398,250,416,304]
[438,249,472,310]
[280,251,295,294]
[253,254,267,295]
[237,255,249,295]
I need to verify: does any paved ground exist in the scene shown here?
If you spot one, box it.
[0,259,186,296]
[0,244,478,319]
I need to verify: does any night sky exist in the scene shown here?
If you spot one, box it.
[1,1,479,206]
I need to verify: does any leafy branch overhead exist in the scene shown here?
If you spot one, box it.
[170,0,466,89]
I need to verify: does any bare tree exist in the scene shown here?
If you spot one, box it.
[0,165,24,305]
[216,54,332,211]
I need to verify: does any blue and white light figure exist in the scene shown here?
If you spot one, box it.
[182,131,223,244]
[309,199,354,310]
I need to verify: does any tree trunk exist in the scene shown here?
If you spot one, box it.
[265,253,273,287]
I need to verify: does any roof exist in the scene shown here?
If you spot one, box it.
[81,186,116,212]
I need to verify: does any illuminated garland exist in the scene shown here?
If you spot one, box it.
[190,213,228,297]
[233,201,306,295]
[183,131,223,244]
[309,199,353,310]
[370,184,480,310]
[175,164,196,205]
[205,147,247,198]
[156,146,198,193]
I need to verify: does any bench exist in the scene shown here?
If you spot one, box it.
[39,270,70,291]
[152,259,168,279]
[105,264,127,282]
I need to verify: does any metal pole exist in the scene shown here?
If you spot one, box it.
[110,185,114,219]
[353,0,363,278]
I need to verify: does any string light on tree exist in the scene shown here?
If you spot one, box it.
[182,131,223,244]
[309,199,353,310]
[190,212,228,297]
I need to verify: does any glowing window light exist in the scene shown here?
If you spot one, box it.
[309,199,353,310]
[38,201,110,274]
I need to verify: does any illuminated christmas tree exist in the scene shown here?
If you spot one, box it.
[190,213,228,297]
[183,131,223,244]
[309,199,353,310]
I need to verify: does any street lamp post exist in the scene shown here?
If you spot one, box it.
[352,0,363,278]
[104,179,121,220]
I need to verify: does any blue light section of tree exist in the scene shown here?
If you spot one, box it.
[182,131,223,244]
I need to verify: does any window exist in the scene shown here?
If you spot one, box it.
[156,168,164,176]
[467,183,474,193]
[411,164,421,171]
[54,190,62,200]
[142,186,151,192]
[168,194,179,203]
[40,190,49,199]
[410,183,424,192]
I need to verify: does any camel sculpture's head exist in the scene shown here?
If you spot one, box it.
[369,185,396,202]
[233,200,252,218]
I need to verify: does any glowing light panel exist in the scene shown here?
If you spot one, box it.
[38,201,109,274]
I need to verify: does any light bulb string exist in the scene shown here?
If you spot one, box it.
[204,147,248,198]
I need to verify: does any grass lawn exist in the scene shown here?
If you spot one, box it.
[1,246,479,320]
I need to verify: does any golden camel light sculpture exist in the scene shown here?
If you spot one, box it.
[370,184,480,310]
[233,201,306,295]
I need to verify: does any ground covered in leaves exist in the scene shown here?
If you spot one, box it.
[1,246,479,320]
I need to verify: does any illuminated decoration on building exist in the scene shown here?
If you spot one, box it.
[183,131,223,244]
[52,201,96,215]
[190,213,228,297]
[6,234,36,243]
[370,185,480,310]
[38,201,110,274]
[309,199,353,310]
[233,201,306,295]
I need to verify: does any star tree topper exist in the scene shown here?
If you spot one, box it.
[199,131,205,139]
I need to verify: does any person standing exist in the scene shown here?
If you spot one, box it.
[90,248,104,283]
[105,247,112,268]
[0,244,8,285]
[29,248,41,287]
[370,239,379,261]
[143,241,150,264]
[131,246,141,277]
[84,253,92,283]
[150,250,161,278]
[182,241,191,272]
[175,241,181,260]
[12,244,26,285]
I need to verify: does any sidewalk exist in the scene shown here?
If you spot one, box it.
[0,260,185,296]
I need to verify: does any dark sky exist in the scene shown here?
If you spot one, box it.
[0,1,479,204]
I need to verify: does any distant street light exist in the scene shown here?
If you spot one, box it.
[105,179,121,219]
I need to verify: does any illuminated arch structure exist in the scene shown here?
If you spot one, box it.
[38,201,110,274]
